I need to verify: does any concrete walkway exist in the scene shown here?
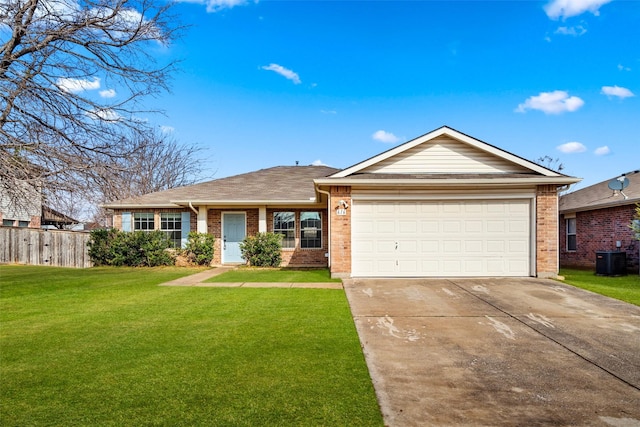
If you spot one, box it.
[158,267,343,289]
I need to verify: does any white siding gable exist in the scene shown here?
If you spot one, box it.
[360,135,531,174]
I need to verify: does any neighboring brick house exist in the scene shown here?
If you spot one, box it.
[559,170,640,273]
[0,179,43,228]
[104,126,579,278]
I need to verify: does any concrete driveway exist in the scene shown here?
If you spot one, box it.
[343,277,640,427]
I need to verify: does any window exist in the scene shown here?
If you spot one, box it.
[161,213,182,247]
[274,212,295,249]
[133,213,154,231]
[18,221,29,227]
[566,217,576,251]
[300,212,322,249]
[2,219,14,227]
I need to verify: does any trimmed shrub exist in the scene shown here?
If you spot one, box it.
[87,229,175,267]
[183,232,215,266]
[239,232,282,267]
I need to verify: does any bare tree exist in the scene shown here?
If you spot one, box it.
[0,0,181,206]
[47,127,208,223]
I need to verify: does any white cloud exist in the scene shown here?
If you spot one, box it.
[320,109,337,115]
[554,25,587,36]
[617,64,631,72]
[261,63,301,84]
[601,85,635,99]
[99,88,116,98]
[557,141,587,153]
[177,0,250,13]
[87,108,120,122]
[57,77,100,93]
[160,125,175,134]
[544,0,613,19]
[311,159,328,166]
[515,90,584,114]
[372,130,400,144]
[594,145,610,155]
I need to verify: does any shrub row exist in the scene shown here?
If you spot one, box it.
[88,230,215,267]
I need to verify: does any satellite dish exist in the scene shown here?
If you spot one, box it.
[608,176,629,191]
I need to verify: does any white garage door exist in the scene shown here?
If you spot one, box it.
[352,199,531,277]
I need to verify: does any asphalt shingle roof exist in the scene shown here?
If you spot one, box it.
[104,165,339,207]
[559,170,640,213]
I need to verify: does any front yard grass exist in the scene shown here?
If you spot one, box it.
[0,265,382,426]
[559,268,640,306]
[206,267,342,283]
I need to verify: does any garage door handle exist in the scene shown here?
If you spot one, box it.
[395,242,398,250]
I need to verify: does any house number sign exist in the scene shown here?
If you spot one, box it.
[336,208,347,216]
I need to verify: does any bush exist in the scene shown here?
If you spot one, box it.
[183,232,215,265]
[239,232,282,267]
[88,229,175,267]
[87,228,119,266]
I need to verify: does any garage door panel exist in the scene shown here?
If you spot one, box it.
[464,240,483,253]
[486,240,505,252]
[443,221,461,233]
[399,220,417,233]
[465,220,483,233]
[377,220,395,233]
[421,240,439,252]
[352,199,531,277]
[421,221,439,233]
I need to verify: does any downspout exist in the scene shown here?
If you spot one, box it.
[188,201,198,215]
[316,187,331,268]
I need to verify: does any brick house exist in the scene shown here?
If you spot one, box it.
[104,126,579,278]
[0,178,42,228]
[559,170,640,273]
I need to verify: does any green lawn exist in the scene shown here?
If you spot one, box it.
[206,267,342,283]
[0,265,383,426]
[559,268,640,306]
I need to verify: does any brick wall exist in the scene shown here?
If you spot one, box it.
[205,208,328,266]
[559,204,639,272]
[536,185,559,278]
[329,186,352,278]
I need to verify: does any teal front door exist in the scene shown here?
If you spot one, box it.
[223,213,246,263]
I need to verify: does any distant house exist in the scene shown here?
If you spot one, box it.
[41,206,80,230]
[559,170,640,273]
[0,178,42,228]
[104,126,579,278]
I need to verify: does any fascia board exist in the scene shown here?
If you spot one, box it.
[560,198,640,214]
[101,203,181,209]
[169,199,320,206]
[315,176,581,186]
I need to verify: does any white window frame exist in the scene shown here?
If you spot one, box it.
[133,213,154,231]
[566,217,576,251]
[160,212,182,247]
[273,212,296,249]
[300,211,322,249]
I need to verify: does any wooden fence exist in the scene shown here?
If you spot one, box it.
[0,226,92,268]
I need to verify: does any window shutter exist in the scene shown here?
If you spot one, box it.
[181,212,191,248]
[122,212,131,232]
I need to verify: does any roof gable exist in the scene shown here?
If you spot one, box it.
[332,126,562,178]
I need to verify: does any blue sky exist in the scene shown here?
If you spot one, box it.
[151,0,638,191]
